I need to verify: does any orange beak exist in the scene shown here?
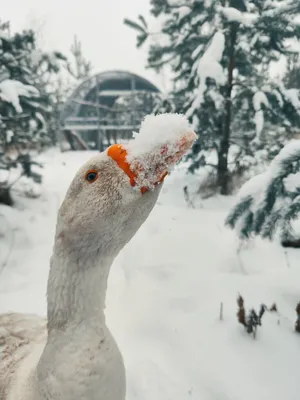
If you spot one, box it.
[107,144,167,194]
[107,132,196,194]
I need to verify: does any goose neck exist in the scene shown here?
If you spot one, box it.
[46,242,114,333]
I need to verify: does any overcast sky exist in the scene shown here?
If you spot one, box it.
[2,0,166,89]
[2,0,290,94]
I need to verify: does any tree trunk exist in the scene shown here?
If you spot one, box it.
[217,148,230,195]
[0,187,13,206]
[217,23,238,195]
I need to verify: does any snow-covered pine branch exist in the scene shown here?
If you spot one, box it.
[226,140,300,242]
[187,31,226,117]
[252,91,269,139]
[0,21,71,204]
[0,80,39,114]
[216,5,258,26]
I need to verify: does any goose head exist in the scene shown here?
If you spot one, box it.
[55,147,163,261]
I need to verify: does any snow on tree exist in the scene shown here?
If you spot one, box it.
[125,0,300,195]
[226,139,300,244]
[186,31,226,115]
[284,52,300,91]
[0,22,67,149]
[0,79,39,113]
[252,91,270,140]
[0,20,67,204]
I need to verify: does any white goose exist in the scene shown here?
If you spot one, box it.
[0,114,197,400]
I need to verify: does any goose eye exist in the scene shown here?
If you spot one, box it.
[85,170,98,183]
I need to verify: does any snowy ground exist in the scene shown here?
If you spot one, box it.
[1,149,300,400]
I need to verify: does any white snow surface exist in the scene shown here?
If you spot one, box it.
[219,6,243,22]
[0,80,39,113]
[1,149,300,400]
[30,49,43,66]
[284,171,300,192]
[176,6,191,20]
[272,89,284,107]
[237,171,268,201]
[284,88,300,112]
[253,91,269,138]
[188,31,226,117]
[253,91,269,112]
[237,140,300,198]
[35,112,46,127]
[217,6,258,25]
[270,139,300,176]
[233,139,300,218]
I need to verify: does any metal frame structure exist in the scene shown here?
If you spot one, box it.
[60,70,160,151]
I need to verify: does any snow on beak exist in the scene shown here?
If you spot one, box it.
[107,130,197,194]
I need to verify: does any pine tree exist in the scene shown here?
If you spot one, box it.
[225,139,300,243]
[67,35,93,82]
[125,0,300,195]
[284,53,300,90]
[0,21,66,204]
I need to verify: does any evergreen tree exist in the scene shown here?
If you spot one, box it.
[0,21,66,204]
[225,139,300,243]
[284,53,300,90]
[125,0,300,194]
